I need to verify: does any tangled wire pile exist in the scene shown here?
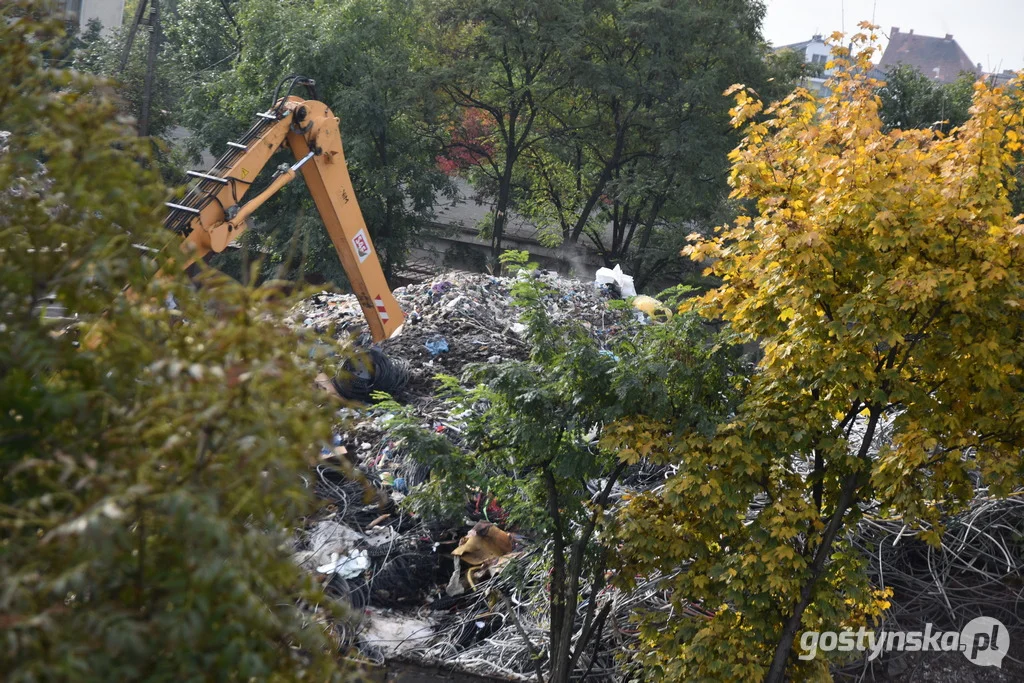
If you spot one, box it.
[836,493,1024,679]
[290,272,1023,680]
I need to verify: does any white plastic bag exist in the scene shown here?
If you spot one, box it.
[594,264,636,297]
[316,549,370,578]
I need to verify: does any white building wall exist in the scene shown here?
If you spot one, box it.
[80,0,124,35]
[805,40,830,65]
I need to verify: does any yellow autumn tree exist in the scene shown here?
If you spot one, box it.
[607,25,1024,681]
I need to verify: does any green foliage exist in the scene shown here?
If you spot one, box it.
[513,0,774,289]
[68,0,782,291]
[619,26,1024,681]
[71,16,178,138]
[180,0,450,286]
[425,0,580,268]
[766,48,824,85]
[380,270,739,682]
[876,64,974,133]
[654,283,698,311]
[497,249,537,275]
[1,10,352,680]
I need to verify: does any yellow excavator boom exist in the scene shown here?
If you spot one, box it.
[163,77,404,341]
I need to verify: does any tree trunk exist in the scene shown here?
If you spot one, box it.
[544,466,568,683]
[764,410,880,683]
[139,0,161,137]
[490,162,514,269]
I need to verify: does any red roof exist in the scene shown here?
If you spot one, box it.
[879,27,979,84]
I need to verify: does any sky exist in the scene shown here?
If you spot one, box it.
[762,0,1024,73]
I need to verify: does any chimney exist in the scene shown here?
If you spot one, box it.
[891,26,899,34]
[908,29,914,34]
[944,33,953,40]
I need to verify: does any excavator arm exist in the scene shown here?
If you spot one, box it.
[163,77,404,341]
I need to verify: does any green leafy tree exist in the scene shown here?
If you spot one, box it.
[876,63,974,133]
[425,0,580,269]
[1,9,354,680]
[70,14,178,138]
[383,273,739,682]
[516,0,775,290]
[767,47,825,81]
[612,27,1024,681]
[179,0,449,286]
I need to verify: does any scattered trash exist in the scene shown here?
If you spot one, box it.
[289,272,653,679]
[445,563,466,597]
[452,521,514,565]
[424,336,449,356]
[292,271,636,404]
[332,347,410,400]
[358,609,435,657]
[310,520,361,555]
[285,270,1013,682]
[320,444,347,461]
[631,294,673,323]
[594,263,636,297]
[363,525,399,547]
[316,549,370,578]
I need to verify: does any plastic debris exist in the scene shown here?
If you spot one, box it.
[291,272,634,395]
[452,521,514,565]
[424,336,449,355]
[631,294,673,323]
[363,525,399,547]
[359,609,434,656]
[594,263,636,297]
[287,272,653,679]
[316,549,370,578]
[310,520,361,552]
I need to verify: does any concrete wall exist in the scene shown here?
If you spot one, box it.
[413,178,609,280]
[80,0,124,35]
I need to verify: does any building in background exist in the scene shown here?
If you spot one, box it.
[773,34,835,97]
[987,69,1019,88]
[53,0,125,35]
[879,27,980,84]
[776,34,832,70]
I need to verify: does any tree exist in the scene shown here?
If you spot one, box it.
[426,0,579,269]
[382,262,739,682]
[767,47,825,81]
[179,0,449,285]
[516,0,775,289]
[612,27,1024,681]
[876,63,974,133]
[1,8,354,680]
[71,14,175,139]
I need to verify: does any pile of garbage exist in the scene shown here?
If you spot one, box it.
[289,271,1024,681]
[288,270,659,678]
[294,270,635,400]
